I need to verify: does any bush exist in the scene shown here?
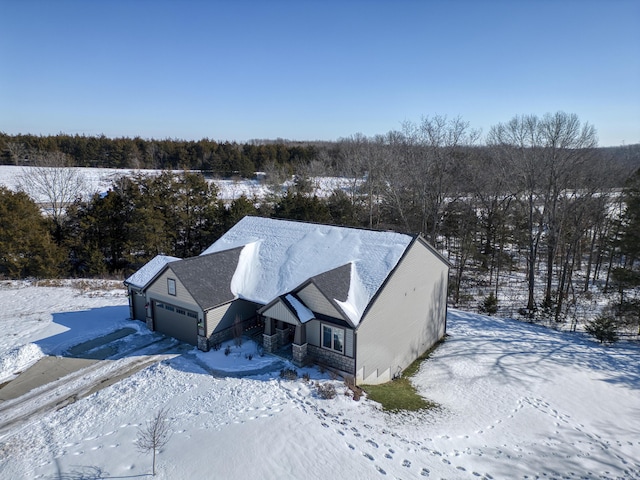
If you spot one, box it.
[585,315,619,344]
[344,379,363,401]
[479,292,498,315]
[224,345,231,356]
[315,382,337,399]
[279,368,298,380]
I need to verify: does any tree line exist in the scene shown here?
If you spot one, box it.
[1,112,638,333]
[0,133,320,176]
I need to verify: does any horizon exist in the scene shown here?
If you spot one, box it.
[2,0,639,147]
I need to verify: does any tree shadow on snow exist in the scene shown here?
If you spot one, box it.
[45,463,152,479]
[444,310,640,390]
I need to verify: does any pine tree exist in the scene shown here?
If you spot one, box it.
[0,187,64,278]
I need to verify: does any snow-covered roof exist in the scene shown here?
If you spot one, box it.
[285,294,315,323]
[124,255,180,289]
[201,216,414,325]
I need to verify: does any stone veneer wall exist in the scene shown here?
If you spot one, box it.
[263,333,278,353]
[307,345,355,373]
[197,335,210,352]
[292,343,308,367]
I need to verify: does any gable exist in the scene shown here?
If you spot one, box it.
[146,267,198,310]
[124,254,180,289]
[297,283,345,320]
[167,248,243,311]
[261,298,300,325]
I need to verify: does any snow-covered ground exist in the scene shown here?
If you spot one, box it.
[0,280,638,479]
[0,165,355,204]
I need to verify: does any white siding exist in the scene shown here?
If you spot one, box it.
[206,304,231,337]
[206,300,258,335]
[262,301,299,325]
[355,238,448,385]
[146,268,200,314]
[345,328,354,357]
[297,284,344,319]
[307,320,321,346]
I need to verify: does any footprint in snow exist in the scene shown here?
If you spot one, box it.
[402,459,411,468]
[384,453,392,459]
[367,439,379,448]
[347,443,355,450]
[376,466,386,475]
[363,452,374,461]
[420,467,430,476]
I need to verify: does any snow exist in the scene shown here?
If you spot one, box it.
[0,165,358,204]
[203,216,413,325]
[229,241,261,299]
[335,261,369,325]
[285,294,314,323]
[1,281,639,479]
[124,255,181,289]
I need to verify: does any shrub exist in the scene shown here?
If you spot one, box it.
[315,382,337,399]
[302,372,310,382]
[279,368,298,380]
[585,315,619,344]
[224,345,231,356]
[245,353,253,361]
[479,292,498,315]
[344,379,363,401]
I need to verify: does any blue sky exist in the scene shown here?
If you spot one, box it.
[2,0,639,146]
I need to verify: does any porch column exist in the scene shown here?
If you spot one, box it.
[292,324,308,367]
[275,320,288,347]
[262,317,278,353]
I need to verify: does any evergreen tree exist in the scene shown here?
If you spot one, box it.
[273,191,331,223]
[0,187,64,278]
[612,169,640,333]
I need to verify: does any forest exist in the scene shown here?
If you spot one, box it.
[1,112,639,338]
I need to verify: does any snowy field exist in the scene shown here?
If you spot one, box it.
[0,281,638,480]
[0,165,355,204]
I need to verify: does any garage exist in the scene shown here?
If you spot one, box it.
[153,301,198,345]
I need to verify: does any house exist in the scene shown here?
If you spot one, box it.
[124,216,449,385]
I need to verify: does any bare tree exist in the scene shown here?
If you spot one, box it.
[488,112,598,314]
[381,116,478,240]
[18,151,88,241]
[135,405,174,476]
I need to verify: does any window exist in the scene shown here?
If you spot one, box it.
[321,324,344,354]
[167,278,176,296]
[187,311,198,319]
[176,308,186,315]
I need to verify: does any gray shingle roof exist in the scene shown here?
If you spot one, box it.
[169,247,243,311]
[307,263,352,304]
